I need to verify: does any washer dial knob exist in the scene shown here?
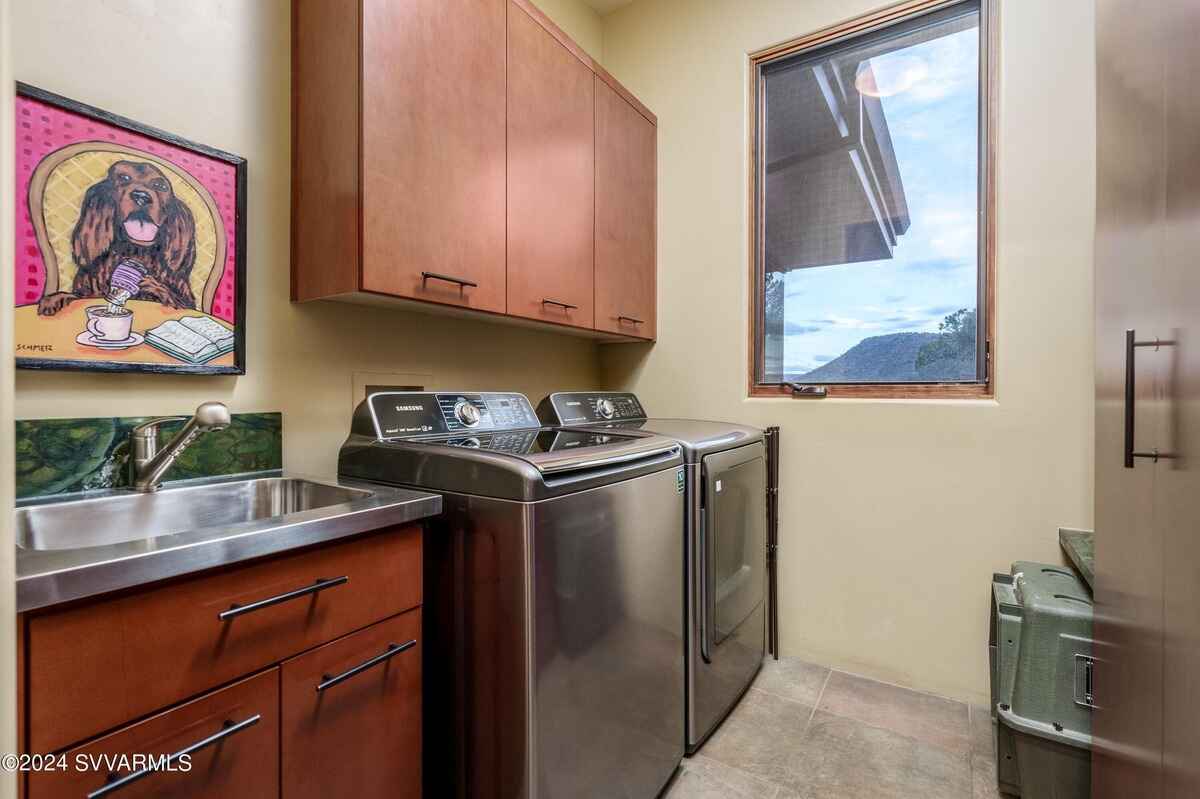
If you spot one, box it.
[596,398,616,420]
[455,400,482,427]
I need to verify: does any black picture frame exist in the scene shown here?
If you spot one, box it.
[14,82,247,375]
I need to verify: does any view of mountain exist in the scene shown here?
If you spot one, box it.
[789,329,976,382]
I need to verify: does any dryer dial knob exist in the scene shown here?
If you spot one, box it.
[596,398,616,420]
[455,401,482,427]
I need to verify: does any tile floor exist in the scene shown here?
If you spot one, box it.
[667,657,1002,799]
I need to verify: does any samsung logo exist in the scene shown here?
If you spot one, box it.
[394,405,425,412]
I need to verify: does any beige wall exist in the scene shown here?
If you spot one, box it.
[532,0,604,59]
[600,0,1096,704]
[12,0,603,479]
[1,0,16,792]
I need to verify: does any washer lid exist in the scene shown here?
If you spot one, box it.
[413,427,680,474]
[341,393,683,500]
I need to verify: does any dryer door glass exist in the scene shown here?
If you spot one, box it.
[705,454,767,645]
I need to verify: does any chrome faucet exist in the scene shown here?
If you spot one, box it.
[130,402,232,492]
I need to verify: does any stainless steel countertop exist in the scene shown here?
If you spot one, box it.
[16,472,441,613]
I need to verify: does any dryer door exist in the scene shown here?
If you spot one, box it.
[702,445,767,649]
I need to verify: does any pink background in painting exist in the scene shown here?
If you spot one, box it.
[14,95,238,323]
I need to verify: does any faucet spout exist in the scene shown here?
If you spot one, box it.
[130,402,231,492]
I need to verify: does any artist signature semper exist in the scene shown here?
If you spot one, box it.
[17,344,54,353]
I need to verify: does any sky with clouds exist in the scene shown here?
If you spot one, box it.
[779,23,980,376]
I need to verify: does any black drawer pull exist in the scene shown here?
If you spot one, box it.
[86,714,261,798]
[217,576,349,621]
[617,315,644,325]
[316,640,417,692]
[542,298,579,311]
[421,271,478,291]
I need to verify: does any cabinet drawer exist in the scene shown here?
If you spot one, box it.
[282,610,421,799]
[29,524,421,753]
[29,669,279,799]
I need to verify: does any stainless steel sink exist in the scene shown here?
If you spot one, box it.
[17,477,372,551]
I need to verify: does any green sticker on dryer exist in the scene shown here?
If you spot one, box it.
[676,468,685,493]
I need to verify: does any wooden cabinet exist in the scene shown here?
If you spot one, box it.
[292,0,507,312]
[594,77,657,340]
[282,610,421,799]
[27,523,421,753]
[292,0,657,341]
[1094,1,1200,796]
[359,0,507,312]
[506,1,595,330]
[20,524,423,799]
[29,670,279,799]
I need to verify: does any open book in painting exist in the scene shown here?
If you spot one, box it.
[144,315,236,364]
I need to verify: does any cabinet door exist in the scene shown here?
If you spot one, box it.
[360,0,507,312]
[594,77,657,339]
[281,610,421,799]
[1093,1,1170,795]
[29,670,278,799]
[1158,1,1200,795]
[506,1,595,329]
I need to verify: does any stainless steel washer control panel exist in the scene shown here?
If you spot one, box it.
[367,392,539,438]
[539,392,647,425]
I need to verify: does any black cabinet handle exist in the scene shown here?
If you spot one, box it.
[87,715,261,798]
[542,298,579,311]
[218,576,349,621]
[1124,329,1177,468]
[317,640,417,692]
[421,271,478,291]
[617,315,644,325]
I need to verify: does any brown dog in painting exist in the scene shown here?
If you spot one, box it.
[37,160,197,315]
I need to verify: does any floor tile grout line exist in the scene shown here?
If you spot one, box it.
[804,668,833,732]
[751,683,825,710]
[966,704,976,799]
[807,669,974,759]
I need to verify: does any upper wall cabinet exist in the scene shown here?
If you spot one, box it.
[360,0,507,312]
[292,0,657,342]
[292,0,507,312]
[506,2,596,330]
[594,77,657,339]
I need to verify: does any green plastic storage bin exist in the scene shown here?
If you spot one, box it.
[989,562,1093,798]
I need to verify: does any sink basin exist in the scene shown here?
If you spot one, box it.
[16,477,373,551]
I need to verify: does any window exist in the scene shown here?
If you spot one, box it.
[750,0,993,398]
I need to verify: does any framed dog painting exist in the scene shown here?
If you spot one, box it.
[13,83,247,374]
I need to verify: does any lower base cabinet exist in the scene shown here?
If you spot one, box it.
[282,610,422,799]
[20,525,425,799]
[29,670,280,799]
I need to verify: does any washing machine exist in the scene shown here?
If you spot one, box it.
[339,391,686,797]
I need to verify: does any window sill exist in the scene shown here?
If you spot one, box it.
[749,383,993,401]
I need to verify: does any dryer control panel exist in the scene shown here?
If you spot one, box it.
[538,392,647,425]
[366,392,539,438]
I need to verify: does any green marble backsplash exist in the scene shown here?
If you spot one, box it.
[15,412,282,500]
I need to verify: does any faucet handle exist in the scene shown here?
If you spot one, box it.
[130,416,189,439]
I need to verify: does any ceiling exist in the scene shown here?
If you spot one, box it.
[582,0,634,14]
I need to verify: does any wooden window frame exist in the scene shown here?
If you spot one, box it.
[747,0,997,401]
